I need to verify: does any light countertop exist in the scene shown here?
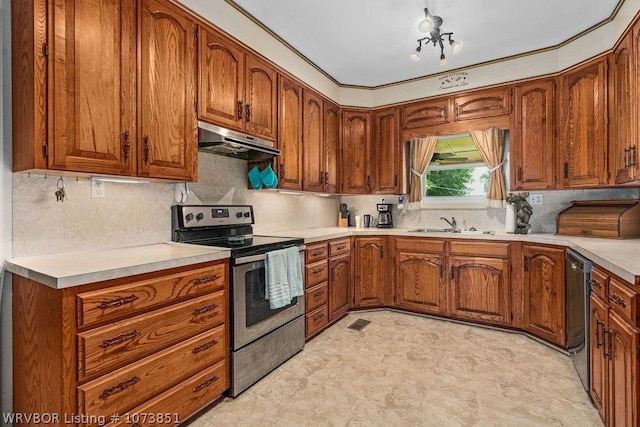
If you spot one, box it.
[266,227,640,284]
[5,242,230,289]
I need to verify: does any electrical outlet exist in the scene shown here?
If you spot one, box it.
[91,180,105,199]
[528,193,543,205]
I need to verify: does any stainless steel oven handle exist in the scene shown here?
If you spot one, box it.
[235,245,306,265]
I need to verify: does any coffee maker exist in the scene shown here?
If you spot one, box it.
[376,203,393,228]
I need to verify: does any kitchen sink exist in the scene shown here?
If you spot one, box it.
[409,228,459,233]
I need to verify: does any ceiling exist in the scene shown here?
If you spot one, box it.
[228,0,622,88]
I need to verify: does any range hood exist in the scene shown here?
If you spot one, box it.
[198,121,280,161]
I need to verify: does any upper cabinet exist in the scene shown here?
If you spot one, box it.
[341,110,372,194]
[452,87,512,121]
[558,58,608,188]
[13,0,198,181]
[372,107,401,194]
[632,20,640,180]
[402,97,450,128]
[277,76,303,190]
[302,91,340,193]
[198,25,277,141]
[510,79,556,190]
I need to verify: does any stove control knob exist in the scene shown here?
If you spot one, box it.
[185,213,194,222]
[196,213,204,221]
[243,211,251,218]
[236,212,243,218]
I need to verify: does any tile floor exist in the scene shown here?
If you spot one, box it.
[190,310,602,426]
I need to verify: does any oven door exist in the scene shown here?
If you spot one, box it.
[232,247,305,350]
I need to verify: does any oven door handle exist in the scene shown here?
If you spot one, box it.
[235,245,306,265]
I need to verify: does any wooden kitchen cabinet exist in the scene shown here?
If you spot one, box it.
[452,86,512,121]
[277,76,303,190]
[12,260,230,425]
[589,265,640,427]
[139,0,198,181]
[631,20,640,181]
[13,0,197,181]
[393,238,447,316]
[341,110,372,194]
[522,244,566,347]
[198,25,277,141]
[328,240,352,321]
[401,97,450,128]
[353,236,388,307]
[510,79,556,190]
[302,92,340,193]
[558,58,608,188]
[372,107,402,194]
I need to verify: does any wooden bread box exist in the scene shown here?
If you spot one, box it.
[556,200,640,238]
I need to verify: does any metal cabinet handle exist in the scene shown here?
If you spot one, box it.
[589,279,602,290]
[595,319,603,348]
[194,274,219,285]
[122,131,131,161]
[312,267,325,274]
[98,294,139,309]
[192,339,219,354]
[99,330,139,349]
[313,312,325,321]
[336,245,346,250]
[279,163,285,179]
[100,376,140,399]
[604,329,612,360]
[325,172,329,185]
[192,303,218,316]
[523,255,529,272]
[245,104,251,121]
[313,289,325,297]
[312,250,324,256]
[237,100,243,119]
[625,147,630,169]
[142,135,150,164]
[193,375,219,393]
[450,265,455,280]
[517,166,523,182]
[608,293,627,308]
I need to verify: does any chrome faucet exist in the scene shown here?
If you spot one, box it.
[440,216,457,230]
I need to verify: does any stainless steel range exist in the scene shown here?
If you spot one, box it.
[171,205,305,396]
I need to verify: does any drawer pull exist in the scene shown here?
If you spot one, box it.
[312,267,325,274]
[192,339,219,354]
[608,294,627,308]
[192,303,218,316]
[589,279,602,289]
[193,375,219,393]
[312,289,325,297]
[312,250,325,256]
[100,376,140,399]
[313,312,325,322]
[336,245,346,250]
[98,294,139,310]
[194,274,220,285]
[99,330,139,349]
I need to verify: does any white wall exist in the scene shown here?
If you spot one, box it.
[1,0,13,418]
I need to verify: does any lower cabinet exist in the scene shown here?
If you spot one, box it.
[12,260,230,425]
[329,252,351,321]
[353,236,389,307]
[589,265,639,427]
[522,244,566,347]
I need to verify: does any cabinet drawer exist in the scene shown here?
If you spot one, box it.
[449,240,510,258]
[589,266,609,300]
[305,260,328,288]
[77,263,227,328]
[112,360,228,427]
[305,282,328,312]
[78,291,226,381]
[306,305,329,337]
[395,237,445,253]
[329,238,350,256]
[608,277,638,325]
[78,326,227,425]
[306,242,328,263]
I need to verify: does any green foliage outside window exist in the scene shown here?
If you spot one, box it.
[425,168,474,196]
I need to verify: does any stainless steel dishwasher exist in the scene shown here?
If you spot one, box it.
[566,249,592,391]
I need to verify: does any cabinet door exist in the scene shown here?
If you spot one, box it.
[511,80,555,190]
[198,25,244,131]
[139,0,197,181]
[449,256,511,326]
[50,0,136,175]
[323,101,340,194]
[590,294,609,422]
[401,97,449,128]
[329,253,351,321]
[452,87,512,121]
[353,237,385,307]
[630,20,640,182]
[302,90,324,192]
[522,245,565,346]
[277,77,303,190]
[395,251,446,316]
[341,110,371,194]
[372,107,401,194]
[609,34,633,184]
[607,311,639,427]
[244,55,277,141]
[559,59,607,187]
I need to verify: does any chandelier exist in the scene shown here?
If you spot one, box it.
[409,7,463,66]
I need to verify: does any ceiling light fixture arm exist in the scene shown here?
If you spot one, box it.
[410,8,463,65]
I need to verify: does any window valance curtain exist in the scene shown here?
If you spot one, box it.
[470,127,506,208]
[408,136,438,209]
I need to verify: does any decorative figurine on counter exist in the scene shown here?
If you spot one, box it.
[506,192,533,234]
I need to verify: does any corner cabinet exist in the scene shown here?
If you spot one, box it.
[341,110,372,194]
[277,76,303,190]
[510,79,556,190]
[558,58,608,188]
[353,237,388,307]
[13,0,198,181]
[372,107,402,194]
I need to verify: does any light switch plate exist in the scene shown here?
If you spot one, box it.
[528,193,543,205]
[91,180,105,199]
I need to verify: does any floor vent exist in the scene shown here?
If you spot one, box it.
[347,319,371,331]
